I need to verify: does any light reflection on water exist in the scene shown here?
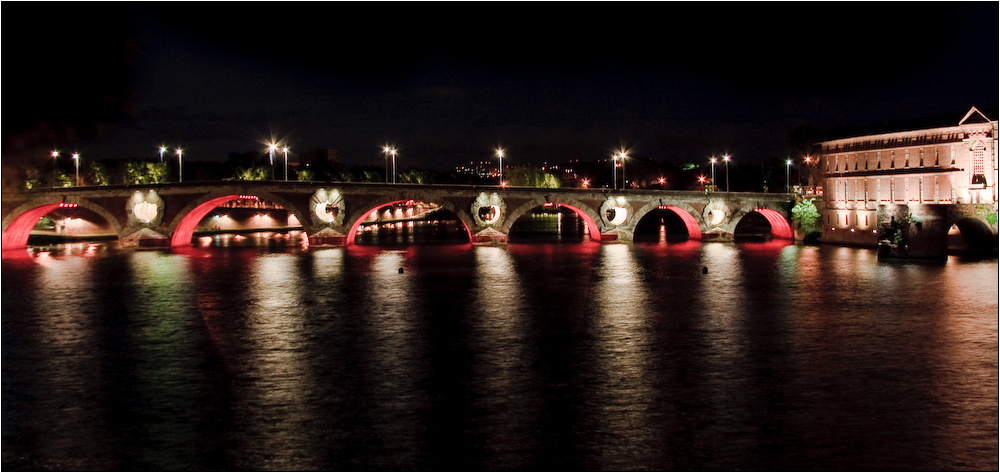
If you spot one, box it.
[2,241,997,470]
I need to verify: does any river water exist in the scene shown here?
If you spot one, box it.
[2,238,997,471]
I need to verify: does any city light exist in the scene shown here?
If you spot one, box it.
[282,146,289,181]
[50,150,59,188]
[710,156,716,190]
[176,148,184,182]
[72,152,80,186]
[723,154,731,192]
[496,148,504,186]
[159,146,167,162]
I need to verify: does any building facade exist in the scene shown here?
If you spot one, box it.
[818,106,998,247]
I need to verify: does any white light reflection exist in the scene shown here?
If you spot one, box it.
[237,253,316,469]
[363,249,424,458]
[591,243,657,464]
[31,256,116,463]
[470,245,536,465]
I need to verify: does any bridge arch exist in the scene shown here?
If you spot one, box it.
[946,216,998,254]
[344,196,476,244]
[733,208,793,240]
[168,190,309,247]
[2,198,123,251]
[500,196,601,239]
[631,202,703,240]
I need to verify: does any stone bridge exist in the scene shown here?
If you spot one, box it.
[1,181,797,250]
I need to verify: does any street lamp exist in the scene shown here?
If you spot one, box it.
[612,152,627,189]
[383,146,390,183]
[785,159,792,193]
[282,146,289,181]
[51,150,59,188]
[267,143,277,180]
[72,152,80,186]
[391,148,397,184]
[723,154,731,192]
[710,156,716,191]
[159,146,166,162]
[496,148,504,186]
[176,148,184,183]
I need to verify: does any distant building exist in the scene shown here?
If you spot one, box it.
[818,106,998,246]
[298,148,341,167]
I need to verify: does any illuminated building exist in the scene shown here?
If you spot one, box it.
[818,106,998,247]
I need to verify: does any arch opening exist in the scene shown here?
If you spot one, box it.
[347,200,471,245]
[3,202,117,251]
[508,203,597,243]
[172,195,305,248]
[948,218,998,255]
[634,206,701,242]
[734,208,793,241]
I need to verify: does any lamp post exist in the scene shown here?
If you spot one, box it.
[267,143,277,180]
[723,154,731,192]
[391,148,397,184]
[176,148,184,183]
[51,150,59,188]
[72,152,80,186]
[710,157,716,191]
[383,146,390,183]
[496,148,504,186]
[159,146,166,162]
[282,146,289,181]
[785,159,792,193]
[612,154,618,190]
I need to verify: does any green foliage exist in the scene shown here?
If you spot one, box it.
[124,161,170,185]
[87,161,111,186]
[296,168,316,181]
[234,166,270,181]
[791,197,820,232]
[55,170,74,187]
[24,169,43,190]
[505,165,562,188]
[398,169,435,184]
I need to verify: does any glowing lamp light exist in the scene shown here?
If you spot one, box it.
[607,207,628,226]
[133,201,158,223]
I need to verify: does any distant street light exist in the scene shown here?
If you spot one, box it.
[268,142,277,180]
[496,148,504,186]
[282,146,289,181]
[159,146,166,162]
[383,146,390,183]
[176,148,184,183]
[612,152,627,190]
[710,156,717,191]
[72,152,80,186]
[723,154,731,192]
[786,159,792,193]
[391,148,397,184]
[51,150,59,188]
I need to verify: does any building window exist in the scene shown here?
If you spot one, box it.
[971,141,986,186]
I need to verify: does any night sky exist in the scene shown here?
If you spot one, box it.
[3,2,997,181]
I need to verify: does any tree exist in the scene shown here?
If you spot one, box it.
[87,161,111,186]
[791,197,821,235]
[505,165,561,188]
[123,160,170,185]
[234,165,270,181]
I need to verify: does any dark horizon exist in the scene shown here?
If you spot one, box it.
[3,2,997,181]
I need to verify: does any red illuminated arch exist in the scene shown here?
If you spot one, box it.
[752,208,793,240]
[662,206,703,240]
[2,203,66,251]
[345,200,473,244]
[553,203,601,239]
[170,195,249,247]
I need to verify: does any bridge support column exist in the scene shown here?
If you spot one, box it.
[308,228,348,247]
[471,228,508,245]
